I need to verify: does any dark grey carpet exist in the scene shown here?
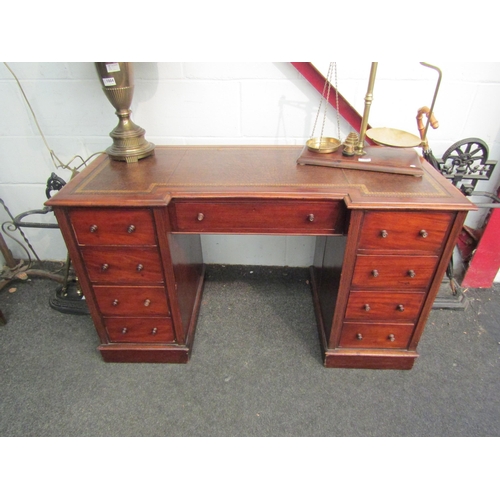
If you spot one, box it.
[1,265,499,436]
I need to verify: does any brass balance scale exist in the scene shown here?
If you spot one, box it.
[297,62,442,176]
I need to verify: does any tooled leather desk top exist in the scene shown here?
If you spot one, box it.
[46,146,474,211]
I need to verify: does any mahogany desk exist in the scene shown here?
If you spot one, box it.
[47,146,474,369]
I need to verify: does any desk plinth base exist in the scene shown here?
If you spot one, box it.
[98,344,191,363]
[322,349,418,370]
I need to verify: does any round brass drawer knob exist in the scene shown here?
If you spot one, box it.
[419,230,428,238]
[364,304,371,311]
[371,270,379,277]
[408,270,416,278]
[89,225,98,233]
[144,299,151,307]
[308,214,315,222]
[356,333,363,340]
[380,229,388,238]
[197,213,204,221]
[127,225,136,233]
[388,334,396,342]
[136,264,144,272]
[397,304,405,311]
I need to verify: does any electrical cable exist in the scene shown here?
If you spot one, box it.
[3,62,105,175]
[0,62,105,289]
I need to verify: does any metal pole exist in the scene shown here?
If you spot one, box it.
[355,62,378,155]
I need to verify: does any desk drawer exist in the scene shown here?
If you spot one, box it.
[105,317,175,343]
[70,208,156,246]
[339,322,414,349]
[170,199,345,234]
[351,255,438,289]
[358,211,453,254]
[81,247,164,284]
[345,291,425,322]
[94,286,170,316]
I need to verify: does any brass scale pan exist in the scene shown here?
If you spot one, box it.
[307,62,440,153]
[306,128,421,153]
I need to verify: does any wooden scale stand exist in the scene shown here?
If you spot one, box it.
[46,63,474,369]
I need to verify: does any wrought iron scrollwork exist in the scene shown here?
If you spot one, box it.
[9,173,66,231]
[45,172,66,199]
[1,173,88,314]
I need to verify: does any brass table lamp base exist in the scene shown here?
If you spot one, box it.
[95,62,155,163]
[106,114,155,163]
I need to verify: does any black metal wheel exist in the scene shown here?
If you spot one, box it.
[440,137,488,171]
[438,138,491,194]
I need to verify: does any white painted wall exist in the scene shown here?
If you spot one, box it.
[1,62,499,278]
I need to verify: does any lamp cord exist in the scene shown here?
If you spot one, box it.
[3,62,104,175]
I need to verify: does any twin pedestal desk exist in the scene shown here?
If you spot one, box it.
[47,146,474,369]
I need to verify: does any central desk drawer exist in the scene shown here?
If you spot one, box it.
[170,199,345,234]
